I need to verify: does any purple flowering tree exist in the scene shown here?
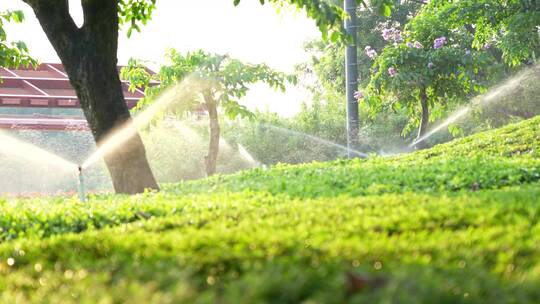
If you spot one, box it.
[363,18,496,147]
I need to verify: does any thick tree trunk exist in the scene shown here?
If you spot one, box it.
[77,66,159,194]
[415,87,430,149]
[25,0,158,193]
[204,94,220,177]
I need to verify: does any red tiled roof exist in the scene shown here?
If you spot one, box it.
[0,63,154,131]
[0,63,151,109]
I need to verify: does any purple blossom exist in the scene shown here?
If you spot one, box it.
[382,28,403,43]
[428,62,434,69]
[433,36,447,49]
[482,43,491,50]
[353,91,364,100]
[388,67,397,77]
[382,28,394,41]
[413,41,423,49]
[406,42,414,48]
[365,46,378,59]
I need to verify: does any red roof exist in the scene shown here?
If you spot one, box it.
[0,63,151,131]
[0,63,149,108]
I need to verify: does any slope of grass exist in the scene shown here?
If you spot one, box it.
[170,115,540,198]
[0,115,539,303]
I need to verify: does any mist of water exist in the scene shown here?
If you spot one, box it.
[260,123,368,158]
[0,130,82,194]
[82,76,204,169]
[237,144,259,166]
[173,120,205,143]
[410,66,537,148]
[0,131,77,172]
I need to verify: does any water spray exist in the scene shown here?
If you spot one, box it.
[409,66,536,148]
[77,165,87,202]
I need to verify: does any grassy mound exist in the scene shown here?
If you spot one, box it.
[0,116,539,303]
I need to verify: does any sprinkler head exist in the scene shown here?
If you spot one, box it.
[77,165,86,202]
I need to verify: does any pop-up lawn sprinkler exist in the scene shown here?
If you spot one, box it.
[78,165,87,202]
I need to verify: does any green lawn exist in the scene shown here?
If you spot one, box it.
[0,116,539,303]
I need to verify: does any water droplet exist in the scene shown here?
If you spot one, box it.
[34,263,43,272]
[64,269,74,279]
[78,269,88,279]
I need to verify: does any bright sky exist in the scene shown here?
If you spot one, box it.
[0,0,321,116]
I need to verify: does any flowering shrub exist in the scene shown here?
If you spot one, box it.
[363,10,498,140]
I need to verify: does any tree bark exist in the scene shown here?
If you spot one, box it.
[204,93,220,176]
[24,0,159,193]
[415,86,430,149]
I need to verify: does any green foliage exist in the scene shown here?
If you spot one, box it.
[118,0,157,37]
[121,49,292,120]
[221,95,409,165]
[0,116,539,302]
[0,10,36,69]
[180,115,540,197]
[427,0,540,66]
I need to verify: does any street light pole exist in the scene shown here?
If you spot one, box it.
[344,0,359,158]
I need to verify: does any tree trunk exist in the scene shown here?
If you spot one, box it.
[415,87,430,149]
[204,94,220,176]
[25,0,158,193]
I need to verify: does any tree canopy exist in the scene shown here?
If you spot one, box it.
[122,49,293,119]
[360,0,539,139]
[427,0,540,66]
[122,49,293,175]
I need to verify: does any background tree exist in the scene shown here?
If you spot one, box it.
[362,0,539,147]
[17,0,392,194]
[122,49,292,176]
[363,16,497,146]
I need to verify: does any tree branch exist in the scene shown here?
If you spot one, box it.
[21,0,79,63]
[80,0,119,37]
[79,0,120,63]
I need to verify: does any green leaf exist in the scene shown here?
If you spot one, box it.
[380,4,392,17]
